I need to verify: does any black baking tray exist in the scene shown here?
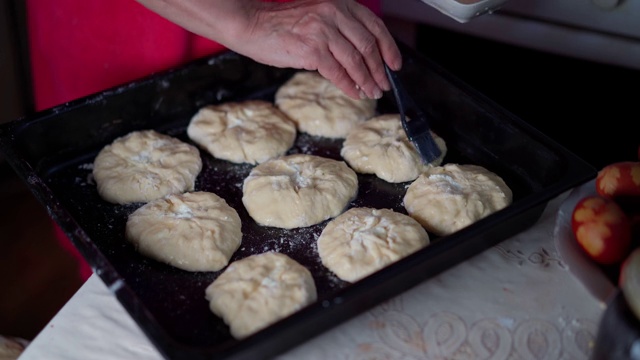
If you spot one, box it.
[0,42,596,359]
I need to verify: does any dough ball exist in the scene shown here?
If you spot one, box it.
[274,71,376,138]
[187,100,297,164]
[317,207,430,282]
[93,130,202,204]
[205,251,317,339]
[242,154,358,229]
[403,164,513,236]
[125,191,242,272]
[340,114,447,183]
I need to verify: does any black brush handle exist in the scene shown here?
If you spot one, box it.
[384,63,408,125]
[384,63,442,163]
[384,64,430,137]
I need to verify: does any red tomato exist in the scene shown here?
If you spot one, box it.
[596,161,640,202]
[571,195,632,265]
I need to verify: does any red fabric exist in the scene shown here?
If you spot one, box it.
[26,0,225,111]
[26,0,379,282]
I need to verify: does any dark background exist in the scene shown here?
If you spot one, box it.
[414,24,638,171]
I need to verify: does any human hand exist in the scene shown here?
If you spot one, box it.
[235,0,403,100]
[136,0,402,100]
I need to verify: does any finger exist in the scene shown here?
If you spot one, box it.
[333,18,388,95]
[326,28,382,99]
[307,41,362,100]
[329,6,384,97]
[316,57,362,100]
[298,16,376,99]
[350,3,403,71]
[274,13,362,99]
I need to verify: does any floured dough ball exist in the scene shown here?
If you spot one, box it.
[318,207,430,282]
[341,114,447,183]
[205,251,317,339]
[242,154,358,229]
[274,71,376,138]
[125,191,242,272]
[93,130,202,204]
[187,100,297,164]
[403,164,513,237]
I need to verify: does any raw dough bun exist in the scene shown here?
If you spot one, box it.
[205,251,317,339]
[125,191,242,272]
[187,100,297,164]
[242,154,358,229]
[403,164,513,237]
[341,114,447,183]
[93,130,202,204]
[274,71,376,138]
[317,207,430,282]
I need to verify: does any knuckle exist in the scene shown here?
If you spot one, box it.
[294,14,323,33]
[358,35,378,57]
[315,2,338,15]
[344,49,363,68]
[367,16,386,35]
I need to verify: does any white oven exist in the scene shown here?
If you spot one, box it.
[381,0,640,71]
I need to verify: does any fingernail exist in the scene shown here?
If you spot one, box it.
[359,90,367,99]
[373,88,383,99]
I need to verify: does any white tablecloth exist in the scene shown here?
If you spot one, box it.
[19,191,605,360]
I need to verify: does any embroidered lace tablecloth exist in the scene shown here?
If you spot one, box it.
[19,191,605,360]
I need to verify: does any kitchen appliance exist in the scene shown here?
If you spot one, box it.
[419,0,511,23]
[383,0,640,71]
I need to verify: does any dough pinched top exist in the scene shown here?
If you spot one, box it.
[125,191,242,272]
[187,100,296,165]
[341,114,447,183]
[92,130,202,204]
[275,71,376,138]
[403,164,513,236]
[318,207,430,282]
[242,154,358,229]
[205,251,317,339]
